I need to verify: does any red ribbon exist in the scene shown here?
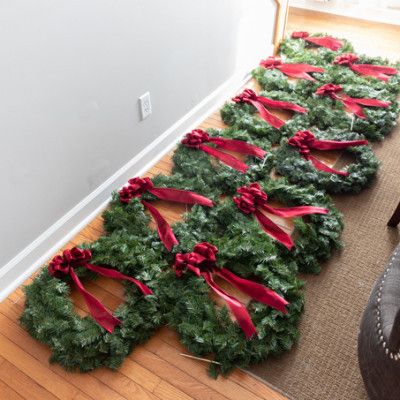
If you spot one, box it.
[181,129,267,173]
[260,56,325,81]
[232,89,307,129]
[48,247,153,333]
[334,54,398,82]
[233,183,328,250]
[119,177,213,251]
[316,83,391,119]
[288,130,368,176]
[173,242,289,339]
[291,31,343,51]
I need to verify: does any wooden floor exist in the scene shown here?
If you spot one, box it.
[1,8,399,400]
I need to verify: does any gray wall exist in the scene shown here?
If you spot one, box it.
[0,0,275,269]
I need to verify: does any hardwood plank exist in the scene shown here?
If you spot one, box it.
[130,346,228,400]
[144,333,265,400]
[0,380,25,400]
[0,357,59,400]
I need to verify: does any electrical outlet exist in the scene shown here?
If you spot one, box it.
[139,92,152,120]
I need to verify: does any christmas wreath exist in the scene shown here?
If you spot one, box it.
[157,241,304,377]
[275,129,379,194]
[20,233,164,371]
[103,174,216,251]
[220,89,310,144]
[171,127,275,194]
[173,178,343,274]
[279,32,354,65]
[305,84,398,141]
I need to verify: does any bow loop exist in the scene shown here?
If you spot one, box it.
[315,83,343,98]
[287,130,316,156]
[237,182,268,206]
[259,56,282,68]
[232,88,258,104]
[48,248,92,277]
[291,31,309,39]
[333,53,359,66]
[181,129,210,148]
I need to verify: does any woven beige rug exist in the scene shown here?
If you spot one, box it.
[248,125,400,399]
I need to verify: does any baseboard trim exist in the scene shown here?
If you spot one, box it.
[0,69,251,301]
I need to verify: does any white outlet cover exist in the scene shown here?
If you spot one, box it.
[139,92,152,120]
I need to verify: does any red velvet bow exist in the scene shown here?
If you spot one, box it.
[291,31,343,51]
[119,177,213,251]
[181,129,266,173]
[288,130,368,176]
[173,242,289,339]
[316,83,391,119]
[233,183,328,250]
[48,247,153,333]
[334,53,398,82]
[232,89,307,129]
[260,56,325,81]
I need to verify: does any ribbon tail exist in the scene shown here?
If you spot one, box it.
[199,144,248,173]
[261,204,328,218]
[253,209,294,250]
[350,97,391,108]
[249,99,285,129]
[215,269,288,314]
[256,97,307,114]
[202,272,257,339]
[308,155,349,176]
[141,200,178,251]
[69,268,121,333]
[278,64,325,81]
[306,36,343,51]
[149,188,213,207]
[351,64,397,81]
[85,264,153,295]
[210,137,267,159]
[311,138,368,150]
[340,98,366,119]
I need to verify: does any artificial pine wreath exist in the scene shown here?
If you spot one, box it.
[220,90,310,144]
[157,240,304,377]
[275,129,379,194]
[173,178,343,274]
[304,86,398,141]
[20,233,163,372]
[279,32,354,64]
[171,127,275,194]
[103,174,217,251]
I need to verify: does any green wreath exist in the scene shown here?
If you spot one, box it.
[20,233,163,372]
[275,129,379,194]
[171,127,275,195]
[279,32,354,65]
[174,178,343,274]
[103,173,219,248]
[220,90,310,144]
[157,240,304,377]
[304,88,398,141]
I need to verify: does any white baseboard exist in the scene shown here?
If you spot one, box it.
[0,69,252,301]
